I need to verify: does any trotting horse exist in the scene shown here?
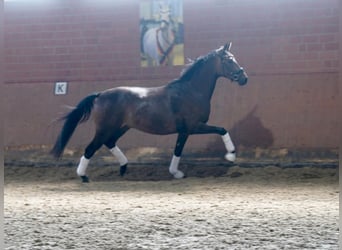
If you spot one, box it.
[51,42,248,182]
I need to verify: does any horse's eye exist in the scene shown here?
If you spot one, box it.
[226,57,233,63]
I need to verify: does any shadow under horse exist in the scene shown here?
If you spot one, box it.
[51,42,248,182]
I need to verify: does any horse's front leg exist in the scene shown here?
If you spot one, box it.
[169,133,188,179]
[192,123,236,162]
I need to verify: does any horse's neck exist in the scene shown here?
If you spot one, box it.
[189,61,218,100]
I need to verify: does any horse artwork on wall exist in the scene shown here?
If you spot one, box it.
[51,43,248,182]
[140,0,184,67]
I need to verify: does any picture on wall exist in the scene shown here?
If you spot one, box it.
[140,0,184,67]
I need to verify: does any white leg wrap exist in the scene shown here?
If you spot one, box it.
[222,132,236,162]
[77,156,89,176]
[222,132,235,152]
[169,155,184,179]
[110,146,128,166]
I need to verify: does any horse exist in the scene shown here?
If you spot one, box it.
[51,42,248,182]
[141,4,175,66]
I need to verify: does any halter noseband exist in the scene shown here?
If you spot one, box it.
[231,67,244,81]
[220,54,244,81]
[217,50,244,81]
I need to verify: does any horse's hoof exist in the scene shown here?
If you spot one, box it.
[172,170,185,179]
[120,164,127,176]
[225,152,236,162]
[80,176,89,183]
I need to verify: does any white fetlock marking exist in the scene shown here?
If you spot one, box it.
[110,146,128,166]
[169,155,184,179]
[77,156,89,176]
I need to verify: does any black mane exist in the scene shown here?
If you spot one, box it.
[178,50,218,82]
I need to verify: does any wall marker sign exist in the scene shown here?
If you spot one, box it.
[54,82,68,95]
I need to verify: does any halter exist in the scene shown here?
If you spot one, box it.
[219,52,245,81]
[231,67,245,81]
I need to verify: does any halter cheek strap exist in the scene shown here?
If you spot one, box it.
[231,67,244,81]
[219,53,244,81]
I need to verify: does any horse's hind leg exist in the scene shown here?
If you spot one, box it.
[77,132,107,182]
[104,126,130,176]
[109,146,128,176]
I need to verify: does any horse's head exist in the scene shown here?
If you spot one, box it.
[216,42,248,86]
[159,4,172,28]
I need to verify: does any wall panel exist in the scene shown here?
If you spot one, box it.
[4,0,340,153]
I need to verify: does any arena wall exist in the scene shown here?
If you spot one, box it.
[4,0,340,154]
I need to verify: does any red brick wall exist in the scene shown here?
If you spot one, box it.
[4,0,340,152]
[5,0,339,83]
[4,0,185,84]
[0,1,4,154]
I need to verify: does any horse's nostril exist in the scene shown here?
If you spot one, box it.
[239,77,248,85]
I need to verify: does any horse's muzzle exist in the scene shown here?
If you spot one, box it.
[236,70,248,86]
[238,76,248,86]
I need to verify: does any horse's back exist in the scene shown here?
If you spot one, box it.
[95,87,143,110]
[94,86,179,134]
[94,86,168,117]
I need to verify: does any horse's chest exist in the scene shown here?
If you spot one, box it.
[170,94,210,121]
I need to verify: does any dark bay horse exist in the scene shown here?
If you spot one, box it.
[51,42,248,182]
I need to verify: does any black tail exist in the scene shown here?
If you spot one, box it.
[50,93,99,158]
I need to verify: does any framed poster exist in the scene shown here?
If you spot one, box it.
[140,0,184,67]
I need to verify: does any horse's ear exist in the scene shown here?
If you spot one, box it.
[225,42,232,51]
